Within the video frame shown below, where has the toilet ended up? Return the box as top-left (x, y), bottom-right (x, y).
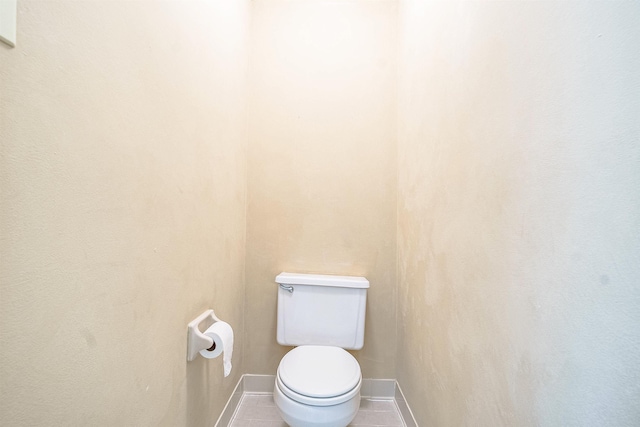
top-left (273, 272), bottom-right (369, 427)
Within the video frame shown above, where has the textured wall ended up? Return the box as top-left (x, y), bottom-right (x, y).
top-left (0, 1), bottom-right (249, 425)
top-left (246, 0), bottom-right (397, 378)
top-left (397, 1), bottom-right (640, 426)
top-left (4, 1), bottom-right (639, 426)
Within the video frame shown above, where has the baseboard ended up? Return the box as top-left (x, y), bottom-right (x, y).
top-left (243, 374), bottom-right (276, 393)
top-left (214, 375), bottom-right (417, 427)
top-left (394, 382), bottom-right (418, 427)
top-left (214, 375), bottom-right (275, 427)
top-left (360, 378), bottom-right (397, 398)
top-left (213, 376), bottom-right (245, 427)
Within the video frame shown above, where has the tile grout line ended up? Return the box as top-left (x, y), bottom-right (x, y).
top-left (228, 393), bottom-right (407, 427)
top-left (223, 376), bottom-right (412, 427)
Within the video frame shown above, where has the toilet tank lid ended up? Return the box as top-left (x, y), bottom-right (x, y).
top-left (276, 272), bottom-right (369, 289)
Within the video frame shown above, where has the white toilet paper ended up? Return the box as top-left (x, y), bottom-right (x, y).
top-left (199, 321), bottom-right (234, 377)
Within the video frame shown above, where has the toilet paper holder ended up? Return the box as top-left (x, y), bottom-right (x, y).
top-left (187, 309), bottom-right (222, 362)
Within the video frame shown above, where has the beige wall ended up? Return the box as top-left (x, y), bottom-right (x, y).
top-left (4, 0), bottom-right (640, 426)
top-left (397, 1), bottom-right (640, 426)
top-left (245, 0), bottom-right (397, 378)
top-left (0, 1), bottom-right (249, 425)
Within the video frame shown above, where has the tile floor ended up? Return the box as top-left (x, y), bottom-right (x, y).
top-left (228, 393), bottom-right (406, 427)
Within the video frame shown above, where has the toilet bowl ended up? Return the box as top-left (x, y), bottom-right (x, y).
top-left (273, 345), bottom-right (362, 427)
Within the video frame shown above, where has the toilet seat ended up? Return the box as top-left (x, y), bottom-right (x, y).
top-left (277, 345), bottom-right (362, 407)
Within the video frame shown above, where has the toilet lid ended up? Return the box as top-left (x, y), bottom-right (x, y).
top-left (278, 346), bottom-right (361, 398)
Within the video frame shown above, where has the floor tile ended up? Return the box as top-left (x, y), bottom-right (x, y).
top-left (228, 394), bottom-right (406, 427)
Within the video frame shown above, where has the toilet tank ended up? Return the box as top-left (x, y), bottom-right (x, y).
top-left (276, 272), bottom-right (369, 350)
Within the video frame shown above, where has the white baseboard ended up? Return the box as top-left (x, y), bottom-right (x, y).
top-left (213, 377), bottom-right (245, 427)
top-left (394, 382), bottom-right (419, 427)
top-left (214, 375), bottom-right (417, 426)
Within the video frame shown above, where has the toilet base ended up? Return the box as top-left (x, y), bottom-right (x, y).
top-left (273, 382), bottom-right (361, 427)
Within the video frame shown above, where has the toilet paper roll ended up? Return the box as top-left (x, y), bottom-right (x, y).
top-left (199, 321), bottom-right (234, 377)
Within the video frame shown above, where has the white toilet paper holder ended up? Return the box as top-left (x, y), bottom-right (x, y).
top-left (187, 309), bottom-right (222, 362)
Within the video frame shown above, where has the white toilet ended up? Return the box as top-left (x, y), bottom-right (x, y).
top-left (273, 272), bottom-right (369, 427)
